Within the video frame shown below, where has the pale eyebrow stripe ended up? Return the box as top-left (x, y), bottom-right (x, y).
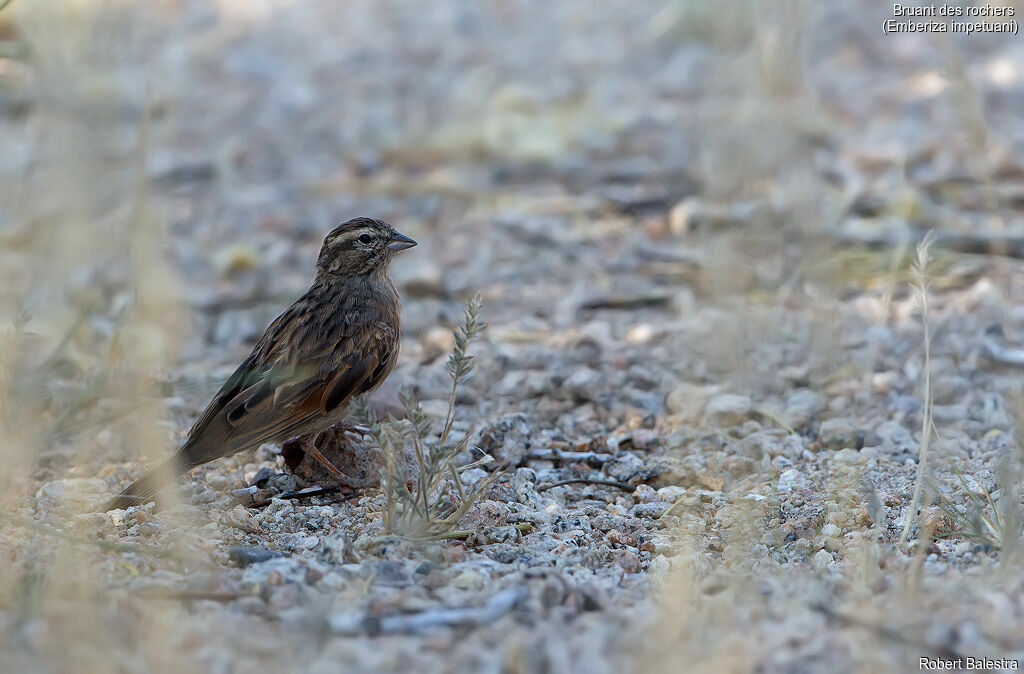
top-left (331, 228), bottom-right (374, 248)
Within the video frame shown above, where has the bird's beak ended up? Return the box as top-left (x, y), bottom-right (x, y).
top-left (387, 231), bottom-right (417, 251)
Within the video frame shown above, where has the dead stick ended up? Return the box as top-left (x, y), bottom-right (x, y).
top-left (537, 478), bottom-right (633, 492)
top-left (436, 523), bottom-right (534, 540)
top-left (248, 486), bottom-right (356, 508)
top-left (132, 589), bottom-right (252, 602)
top-left (527, 449), bottom-right (612, 465)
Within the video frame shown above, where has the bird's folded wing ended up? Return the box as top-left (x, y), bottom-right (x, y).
top-left (177, 319), bottom-right (396, 466)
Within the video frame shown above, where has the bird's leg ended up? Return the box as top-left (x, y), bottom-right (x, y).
top-left (305, 431), bottom-right (362, 489)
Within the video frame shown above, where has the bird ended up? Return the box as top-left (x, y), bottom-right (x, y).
top-left (105, 217), bottom-right (416, 510)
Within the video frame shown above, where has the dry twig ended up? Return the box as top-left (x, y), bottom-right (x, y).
top-left (537, 478), bottom-right (633, 492)
top-left (329, 586), bottom-right (527, 635)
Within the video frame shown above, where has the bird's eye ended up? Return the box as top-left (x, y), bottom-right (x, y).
top-left (358, 233), bottom-right (373, 244)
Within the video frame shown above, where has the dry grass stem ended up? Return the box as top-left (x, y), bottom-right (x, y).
top-left (354, 296), bottom-right (501, 545)
top-left (899, 231), bottom-right (935, 545)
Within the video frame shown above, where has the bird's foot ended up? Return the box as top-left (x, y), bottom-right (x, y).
top-left (305, 442), bottom-right (362, 489)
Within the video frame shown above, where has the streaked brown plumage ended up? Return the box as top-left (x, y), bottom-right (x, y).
top-left (105, 217), bottom-right (416, 510)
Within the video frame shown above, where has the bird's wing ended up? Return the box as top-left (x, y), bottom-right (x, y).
top-left (177, 314), bottom-right (397, 468)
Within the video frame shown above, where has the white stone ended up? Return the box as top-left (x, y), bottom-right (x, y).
top-left (812, 549), bottom-right (834, 570)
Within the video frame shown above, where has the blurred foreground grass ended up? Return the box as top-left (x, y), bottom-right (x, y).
top-left (1, 2), bottom-right (192, 672)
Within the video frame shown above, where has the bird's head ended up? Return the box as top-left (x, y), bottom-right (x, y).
top-left (316, 217), bottom-right (417, 277)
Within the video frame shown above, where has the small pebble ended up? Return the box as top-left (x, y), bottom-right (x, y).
top-left (812, 549), bottom-right (834, 570)
top-left (228, 547), bottom-right (282, 567)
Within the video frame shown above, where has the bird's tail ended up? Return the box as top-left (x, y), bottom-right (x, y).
top-left (103, 454), bottom-right (190, 511)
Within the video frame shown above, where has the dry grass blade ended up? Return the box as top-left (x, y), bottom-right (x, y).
top-left (930, 473), bottom-right (1000, 549)
top-left (930, 391), bottom-right (1024, 563)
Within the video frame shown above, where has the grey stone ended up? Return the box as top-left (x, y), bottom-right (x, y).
top-left (784, 389), bottom-right (826, 427)
top-left (665, 382), bottom-right (713, 422)
top-left (734, 431), bottom-right (805, 460)
top-left (606, 452), bottom-right (646, 482)
top-left (932, 375), bottom-right (970, 405)
top-left (932, 404), bottom-right (968, 423)
top-left (228, 547), bottom-right (283, 567)
top-left (704, 393), bottom-right (752, 426)
top-left (474, 413), bottom-right (533, 467)
top-left (875, 420), bottom-right (913, 452)
top-left (817, 418), bottom-right (876, 450)
top-left (561, 367), bottom-right (605, 402)
top-left (777, 468), bottom-right (809, 493)
top-left (631, 502), bottom-right (670, 518)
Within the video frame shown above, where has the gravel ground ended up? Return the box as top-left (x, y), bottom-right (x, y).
top-left (3, 1), bottom-right (1024, 672)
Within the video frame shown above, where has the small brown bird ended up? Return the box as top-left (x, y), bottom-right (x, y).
top-left (106, 217), bottom-right (416, 510)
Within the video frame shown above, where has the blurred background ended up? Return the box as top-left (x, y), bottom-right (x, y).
top-left (2, 1), bottom-right (1024, 672)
